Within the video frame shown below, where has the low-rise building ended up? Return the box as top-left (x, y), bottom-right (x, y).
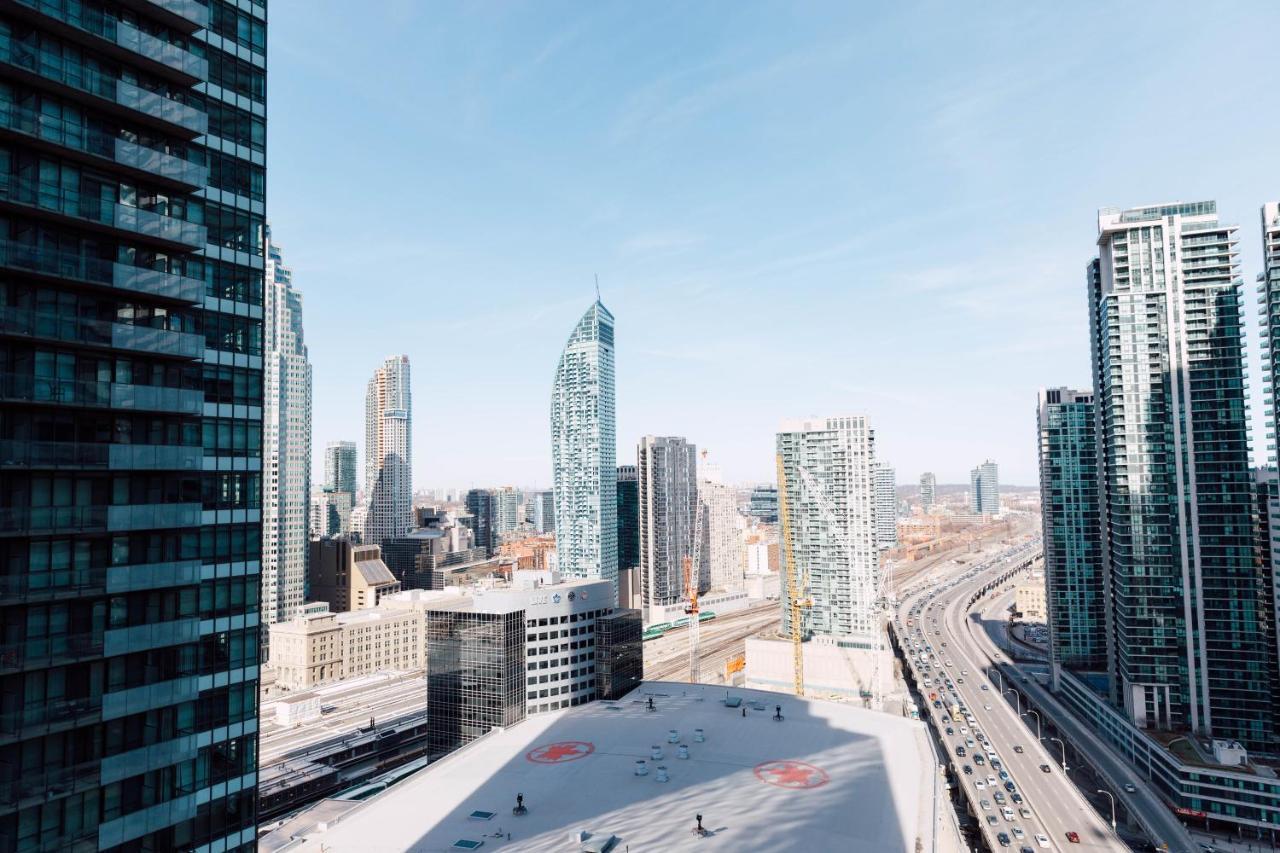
top-left (268, 604), bottom-right (345, 691)
top-left (1016, 578), bottom-right (1047, 620)
top-left (268, 602), bottom-right (424, 692)
top-left (309, 539), bottom-right (402, 612)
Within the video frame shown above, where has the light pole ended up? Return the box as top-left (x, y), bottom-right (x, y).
top-left (992, 667), bottom-right (1003, 693)
top-left (1050, 737), bottom-right (1068, 772)
top-left (1004, 688), bottom-right (1021, 716)
top-left (1097, 789), bottom-right (1116, 832)
top-left (1026, 709), bottom-right (1042, 741)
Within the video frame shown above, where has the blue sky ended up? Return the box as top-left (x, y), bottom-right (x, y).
top-left (267, 1), bottom-right (1279, 490)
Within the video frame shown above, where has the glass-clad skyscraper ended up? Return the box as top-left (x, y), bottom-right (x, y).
top-left (637, 435), bottom-right (697, 607)
top-left (364, 355), bottom-right (411, 548)
top-left (1036, 387), bottom-right (1106, 677)
top-left (0, 2), bottom-right (265, 848)
top-left (1091, 201), bottom-right (1272, 752)
top-left (550, 300), bottom-right (616, 600)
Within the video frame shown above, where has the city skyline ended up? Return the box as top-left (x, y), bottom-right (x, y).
top-left (269, 2), bottom-right (1280, 490)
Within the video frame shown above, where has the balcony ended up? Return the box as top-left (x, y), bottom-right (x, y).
top-left (0, 104), bottom-right (208, 188)
top-left (0, 176), bottom-right (207, 249)
top-left (0, 372), bottom-right (202, 414)
top-left (0, 306), bottom-right (204, 358)
top-left (11, 0), bottom-right (207, 82)
top-left (0, 38), bottom-right (205, 135)
top-left (0, 439), bottom-right (201, 471)
top-left (0, 757), bottom-right (102, 811)
top-left (0, 696), bottom-right (99, 740)
top-left (133, 0), bottom-right (210, 33)
top-left (0, 239), bottom-right (204, 303)
top-left (0, 632), bottom-right (103, 674)
top-left (0, 501), bottom-right (199, 535)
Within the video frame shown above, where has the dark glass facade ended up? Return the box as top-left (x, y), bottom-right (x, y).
top-left (0, 1), bottom-right (264, 848)
top-left (615, 464), bottom-right (637, 570)
top-left (1036, 387), bottom-right (1106, 673)
top-left (425, 608), bottom-right (524, 757)
top-left (595, 608), bottom-right (641, 700)
top-left (464, 487), bottom-right (495, 557)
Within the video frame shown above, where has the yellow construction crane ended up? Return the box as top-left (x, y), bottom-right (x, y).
top-left (683, 497), bottom-right (706, 684)
top-left (776, 453), bottom-right (811, 696)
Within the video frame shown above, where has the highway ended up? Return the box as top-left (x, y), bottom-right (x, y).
top-left (896, 538), bottom-right (1127, 853)
top-left (970, 588), bottom-right (1196, 852)
top-left (644, 601), bottom-right (780, 682)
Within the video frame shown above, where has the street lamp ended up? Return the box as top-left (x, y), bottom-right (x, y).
top-left (992, 667), bottom-right (1003, 693)
top-left (1050, 737), bottom-right (1068, 772)
top-left (1004, 688), bottom-right (1021, 716)
top-left (1097, 789), bottom-right (1116, 832)
top-left (1025, 708), bottom-right (1042, 741)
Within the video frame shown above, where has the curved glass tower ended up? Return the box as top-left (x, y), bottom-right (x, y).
top-left (551, 301), bottom-right (617, 601)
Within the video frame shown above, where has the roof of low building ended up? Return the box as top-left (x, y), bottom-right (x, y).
top-left (265, 681), bottom-right (936, 852)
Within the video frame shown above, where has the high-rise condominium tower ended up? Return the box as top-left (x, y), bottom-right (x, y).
top-left (465, 488), bottom-right (498, 556)
top-left (777, 417), bottom-right (879, 646)
top-left (365, 356), bottom-right (412, 547)
top-left (1256, 202), bottom-right (1280, 735)
top-left (699, 456), bottom-right (744, 590)
top-left (637, 436), bottom-right (698, 607)
top-left (1091, 201), bottom-right (1271, 751)
top-left (969, 460), bottom-right (999, 515)
top-left (873, 462), bottom-right (897, 550)
top-left (551, 300), bottom-right (617, 598)
top-left (263, 229), bottom-right (312, 627)
top-left (919, 472), bottom-right (936, 510)
top-left (326, 440), bottom-right (358, 495)
top-left (1036, 388), bottom-right (1106, 677)
top-left (0, 3), bottom-right (265, 848)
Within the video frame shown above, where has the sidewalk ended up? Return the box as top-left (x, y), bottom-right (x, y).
top-left (1189, 827), bottom-right (1280, 853)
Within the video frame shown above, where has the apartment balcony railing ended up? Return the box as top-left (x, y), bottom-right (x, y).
top-left (0, 757), bottom-right (101, 810)
top-left (0, 103), bottom-right (207, 188)
top-left (138, 0), bottom-right (210, 32)
top-left (0, 439), bottom-right (201, 471)
top-left (0, 371), bottom-right (203, 414)
top-left (0, 240), bottom-right (205, 303)
top-left (0, 176), bottom-right (206, 249)
top-left (0, 305), bottom-right (203, 357)
top-left (0, 502), bottom-right (201, 535)
top-left (0, 696), bottom-right (99, 739)
top-left (11, 0), bottom-right (207, 81)
top-left (0, 38), bottom-right (205, 135)
top-left (0, 632), bottom-right (104, 674)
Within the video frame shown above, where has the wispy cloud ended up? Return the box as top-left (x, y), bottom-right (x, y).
top-left (619, 230), bottom-right (704, 256)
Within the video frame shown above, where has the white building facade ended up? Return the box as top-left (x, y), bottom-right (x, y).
top-left (873, 462), bottom-right (897, 550)
top-left (262, 230), bottom-right (312, 627)
top-left (551, 301), bottom-right (617, 598)
top-left (699, 458), bottom-right (745, 590)
top-left (637, 435), bottom-right (698, 607)
top-left (776, 416), bottom-right (880, 648)
top-left (365, 356), bottom-right (412, 547)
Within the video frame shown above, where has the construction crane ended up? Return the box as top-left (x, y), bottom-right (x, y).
top-left (683, 498), bottom-right (706, 683)
top-left (776, 453), bottom-right (811, 696)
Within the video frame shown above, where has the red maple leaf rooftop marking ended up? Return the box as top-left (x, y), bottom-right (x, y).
top-left (754, 760), bottom-right (830, 789)
top-left (526, 740), bottom-right (595, 764)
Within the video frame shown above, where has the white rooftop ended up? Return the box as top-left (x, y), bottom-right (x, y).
top-left (267, 681), bottom-right (937, 852)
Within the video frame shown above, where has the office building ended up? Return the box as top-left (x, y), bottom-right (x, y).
top-left (311, 486), bottom-right (352, 539)
top-left (776, 417), bottom-right (880, 647)
top-left (1258, 202), bottom-right (1280, 730)
top-left (919, 472), bottom-right (936, 511)
top-left (1090, 201), bottom-right (1271, 751)
top-left (749, 484), bottom-right (779, 522)
top-left (1036, 387), bottom-right (1106, 675)
top-left (699, 457), bottom-right (744, 590)
top-left (616, 464), bottom-right (639, 571)
top-left (637, 435), bottom-right (698, 607)
top-left (0, 4), bottom-right (264, 849)
top-left (325, 440), bottom-right (358, 495)
top-left (307, 539), bottom-right (401, 613)
top-left (425, 573), bottom-right (619, 756)
top-left (464, 487), bottom-right (497, 556)
top-left (550, 300), bottom-right (617, 597)
top-left (492, 485), bottom-right (521, 539)
top-left (595, 609), bottom-right (643, 699)
top-left (528, 489), bottom-right (555, 533)
top-left (364, 355), bottom-right (412, 547)
top-left (267, 602), bottom-right (425, 693)
top-left (873, 462), bottom-right (897, 550)
top-left (969, 460), bottom-right (999, 515)
top-left (263, 229), bottom-right (312, 628)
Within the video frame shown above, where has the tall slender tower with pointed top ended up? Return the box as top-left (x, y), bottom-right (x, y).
top-left (551, 300), bottom-right (617, 601)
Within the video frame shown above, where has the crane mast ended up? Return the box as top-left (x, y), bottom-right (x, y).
top-left (776, 453), bottom-right (809, 696)
top-left (684, 497), bottom-right (705, 683)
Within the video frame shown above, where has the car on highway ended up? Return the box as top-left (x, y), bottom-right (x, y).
top-left (986, 815), bottom-right (999, 827)
top-left (1035, 833), bottom-right (1050, 848)
top-left (1039, 764), bottom-right (1051, 773)
top-left (956, 746), bottom-right (966, 757)
top-left (966, 738), bottom-right (975, 748)
top-left (1124, 782), bottom-right (1136, 793)
top-left (998, 770), bottom-right (1008, 780)
top-left (1011, 792), bottom-right (1023, 804)
top-left (984, 704), bottom-right (992, 710)
top-left (1013, 744), bottom-right (1024, 754)
top-left (945, 727), bottom-right (953, 735)
top-left (996, 832), bottom-right (1011, 848)
top-left (962, 765), bottom-right (972, 775)
top-left (957, 677), bottom-right (964, 683)
top-left (975, 780), bottom-right (986, 789)
top-left (985, 775), bottom-right (996, 786)
top-left (980, 799), bottom-right (991, 810)
top-left (1011, 826), bottom-right (1025, 841)
top-left (1004, 781), bottom-right (1016, 793)
top-left (974, 754), bottom-right (985, 765)
top-left (1019, 847), bottom-right (1034, 853)
top-left (1018, 807), bottom-right (1032, 819)
top-left (981, 684), bottom-right (989, 691)
top-left (993, 792), bottom-right (1005, 806)
top-left (1065, 831), bottom-right (1080, 843)
top-left (1002, 808), bottom-right (1014, 822)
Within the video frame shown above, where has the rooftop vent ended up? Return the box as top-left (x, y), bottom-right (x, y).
top-left (654, 765), bottom-right (669, 783)
top-left (634, 760), bottom-right (648, 776)
top-left (667, 729), bottom-right (679, 743)
top-left (694, 728), bottom-right (705, 743)
top-left (677, 744), bottom-right (689, 760)
top-left (650, 745), bottom-right (663, 760)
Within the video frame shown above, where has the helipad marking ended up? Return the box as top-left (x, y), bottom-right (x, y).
top-left (526, 740), bottom-right (596, 764)
top-left (753, 759), bottom-right (830, 789)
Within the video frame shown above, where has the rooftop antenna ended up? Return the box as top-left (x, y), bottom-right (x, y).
top-left (594, 273), bottom-right (601, 302)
